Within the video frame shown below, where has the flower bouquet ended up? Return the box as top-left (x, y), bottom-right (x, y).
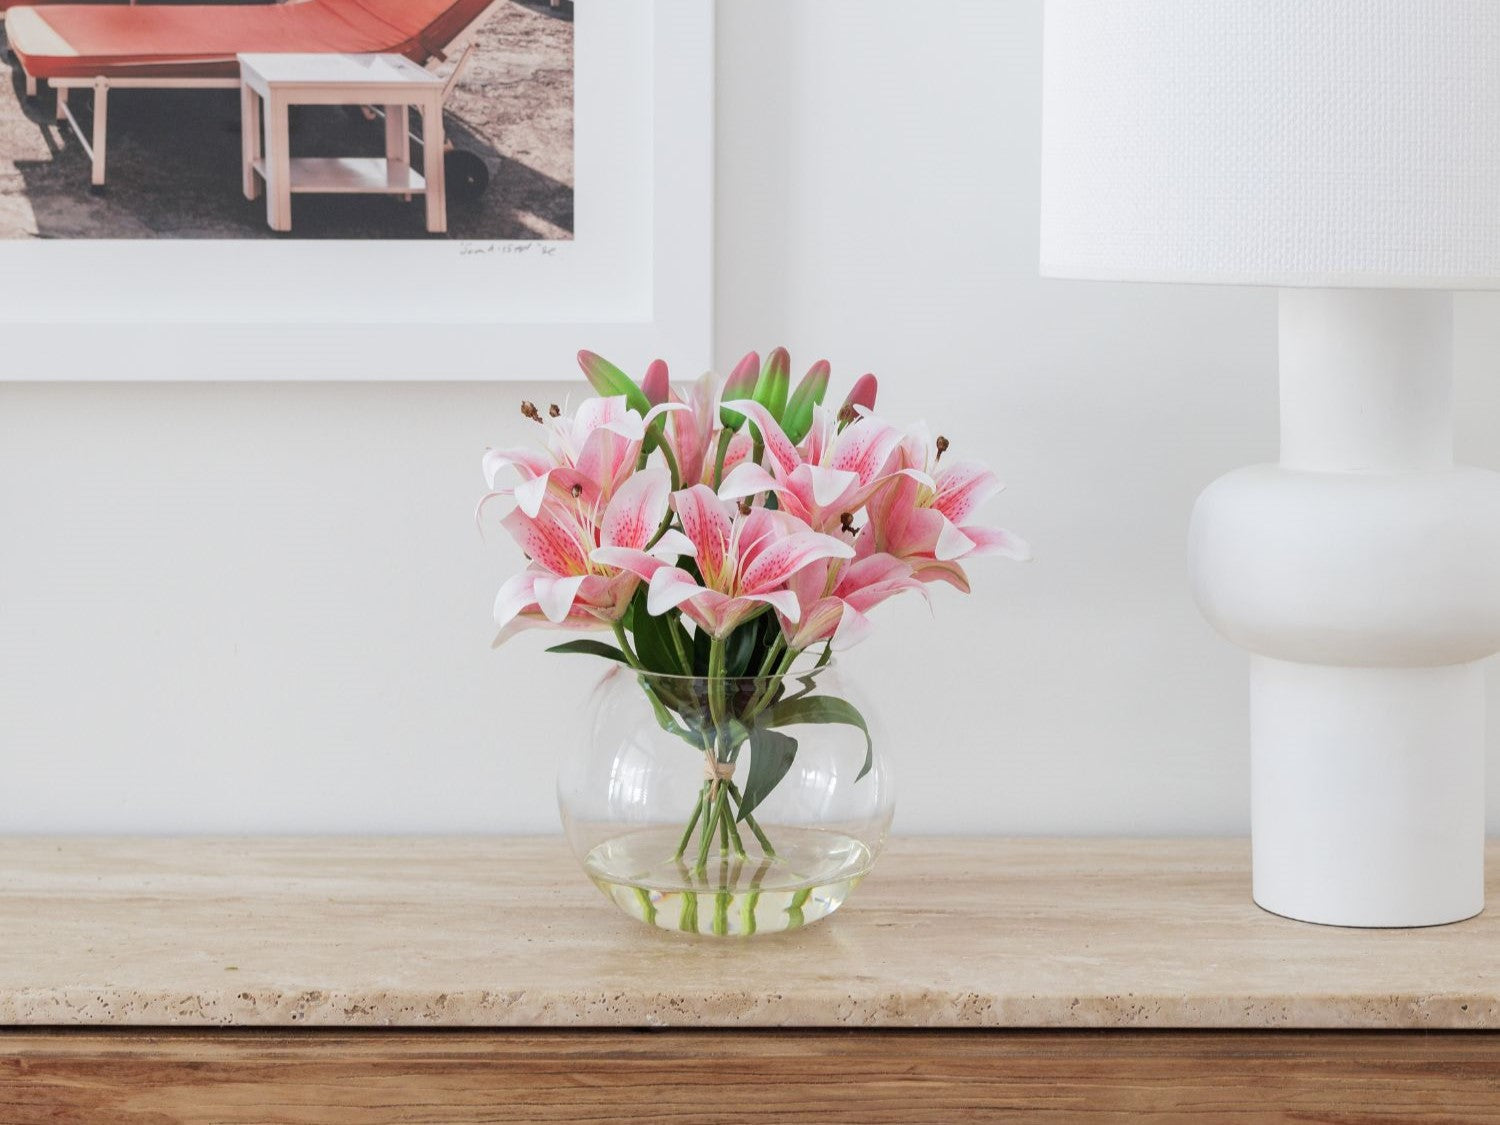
top-left (482, 349), bottom-right (1027, 934)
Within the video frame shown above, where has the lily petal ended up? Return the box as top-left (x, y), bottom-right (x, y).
top-left (650, 528), bottom-right (697, 559)
top-left (483, 446), bottom-right (551, 488)
top-left (934, 460), bottom-right (1003, 524)
top-left (961, 524), bottom-right (1033, 562)
top-left (671, 485), bottom-right (734, 586)
top-left (493, 570), bottom-right (541, 630)
top-left (829, 417), bottom-right (904, 484)
top-left (934, 517), bottom-right (979, 562)
top-left (830, 604), bottom-right (874, 650)
top-left (717, 461), bottom-right (783, 502)
top-left (500, 506), bottom-right (591, 577)
top-left (719, 399), bottom-right (803, 477)
top-left (646, 566), bottom-right (710, 616)
top-left (535, 573), bottom-right (588, 623)
top-left (642, 401), bottom-right (690, 427)
top-left (802, 464), bottom-right (859, 509)
top-left (590, 546), bottom-right (676, 583)
top-left (739, 529), bottom-right (854, 594)
top-left (600, 467), bottom-right (671, 551)
top-left (740, 588), bottom-right (802, 623)
top-left (782, 595), bottom-right (845, 649)
top-left (897, 466), bottom-right (939, 492)
top-left (513, 473), bottom-right (552, 519)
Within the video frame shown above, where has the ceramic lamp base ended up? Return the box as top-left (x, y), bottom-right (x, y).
top-left (1250, 657), bottom-right (1485, 927)
top-left (1191, 288), bottom-right (1500, 927)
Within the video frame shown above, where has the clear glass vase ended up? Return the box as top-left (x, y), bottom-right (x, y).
top-left (558, 661), bottom-right (893, 937)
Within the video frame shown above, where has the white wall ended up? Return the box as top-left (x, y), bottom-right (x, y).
top-left (2, 0), bottom-right (1498, 834)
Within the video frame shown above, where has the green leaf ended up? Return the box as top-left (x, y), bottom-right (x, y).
top-left (737, 727), bottom-right (798, 822)
top-left (723, 619), bottom-right (760, 678)
top-left (768, 694), bottom-right (875, 781)
top-left (691, 622), bottom-right (713, 675)
top-left (640, 679), bottom-right (701, 747)
top-left (628, 588), bottom-right (687, 675)
top-left (544, 639), bottom-right (630, 664)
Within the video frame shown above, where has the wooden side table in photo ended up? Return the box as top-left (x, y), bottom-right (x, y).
top-left (238, 53), bottom-right (448, 235)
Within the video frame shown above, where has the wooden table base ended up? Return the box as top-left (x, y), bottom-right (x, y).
top-left (4, 1029), bottom-right (1499, 1123)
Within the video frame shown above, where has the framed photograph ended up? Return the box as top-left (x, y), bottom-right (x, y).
top-left (0, 0), bottom-right (712, 380)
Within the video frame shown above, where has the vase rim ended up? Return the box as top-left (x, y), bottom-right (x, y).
top-left (617, 658), bottom-right (838, 684)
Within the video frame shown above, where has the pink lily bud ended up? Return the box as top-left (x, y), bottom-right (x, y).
top-left (842, 373), bottom-right (878, 416)
top-left (720, 351), bottom-right (761, 429)
top-left (641, 359), bottom-right (670, 406)
top-left (724, 351), bottom-right (760, 399)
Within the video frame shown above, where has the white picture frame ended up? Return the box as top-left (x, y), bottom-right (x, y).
top-left (0, 0), bottom-right (713, 381)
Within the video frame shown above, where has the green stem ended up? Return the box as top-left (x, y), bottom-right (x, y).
top-left (611, 621), bottom-right (641, 668)
top-left (722, 790), bottom-right (748, 859)
top-left (673, 786), bottom-right (707, 860)
top-left (711, 428), bottom-right (734, 489)
top-left (668, 622), bottom-right (693, 676)
top-left (707, 637), bottom-right (727, 729)
top-left (743, 644), bottom-right (799, 724)
top-left (633, 886), bottom-right (657, 927)
top-left (680, 890), bottom-right (699, 933)
top-left (727, 781), bottom-right (777, 858)
top-left (753, 637), bottom-right (786, 682)
top-left (713, 890), bottom-right (730, 936)
top-left (658, 437), bottom-right (682, 492)
top-left (787, 887), bottom-right (811, 929)
top-left (694, 786), bottom-right (719, 873)
top-left (642, 444), bottom-right (684, 554)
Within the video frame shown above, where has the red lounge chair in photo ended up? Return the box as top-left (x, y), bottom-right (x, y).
top-left (5, 0), bottom-right (502, 186)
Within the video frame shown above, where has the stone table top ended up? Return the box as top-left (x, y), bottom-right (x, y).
top-left (0, 837), bottom-right (1495, 1029)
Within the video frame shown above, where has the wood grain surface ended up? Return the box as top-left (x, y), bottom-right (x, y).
top-left (3, 1029), bottom-right (1499, 1123)
top-left (3, 836), bottom-right (1500, 1029)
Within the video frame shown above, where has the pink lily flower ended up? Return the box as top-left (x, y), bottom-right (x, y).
top-left (660, 368), bottom-right (755, 488)
top-left (482, 395), bottom-right (682, 521)
top-left (611, 484), bottom-right (854, 638)
top-left (715, 400), bottom-right (905, 534)
top-left (493, 467), bottom-right (692, 644)
top-left (857, 426), bottom-right (1030, 590)
top-left (779, 553), bottom-right (926, 651)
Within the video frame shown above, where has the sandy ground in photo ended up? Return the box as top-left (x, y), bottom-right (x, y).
top-left (0, 0), bottom-right (573, 239)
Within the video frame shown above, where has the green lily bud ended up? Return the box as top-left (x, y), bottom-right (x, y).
top-left (782, 359), bottom-right (831, 444)
top-left (577, 350), bottom-right (652, 417)
top-left (752, 346), bottom-right (791, 421)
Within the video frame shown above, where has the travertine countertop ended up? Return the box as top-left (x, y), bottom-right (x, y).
top-left (0, 837), bottom-right (1495, 1029)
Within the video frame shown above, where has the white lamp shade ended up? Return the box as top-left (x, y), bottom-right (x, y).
top-left (1039, 0), bottom-right (1500, 288)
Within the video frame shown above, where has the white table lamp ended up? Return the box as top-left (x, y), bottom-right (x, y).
top-left (1041, 0), bottom-right (1500, 926)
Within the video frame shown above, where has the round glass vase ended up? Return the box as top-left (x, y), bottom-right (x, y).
top-left (559, 661), bottom-right (893, 937)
